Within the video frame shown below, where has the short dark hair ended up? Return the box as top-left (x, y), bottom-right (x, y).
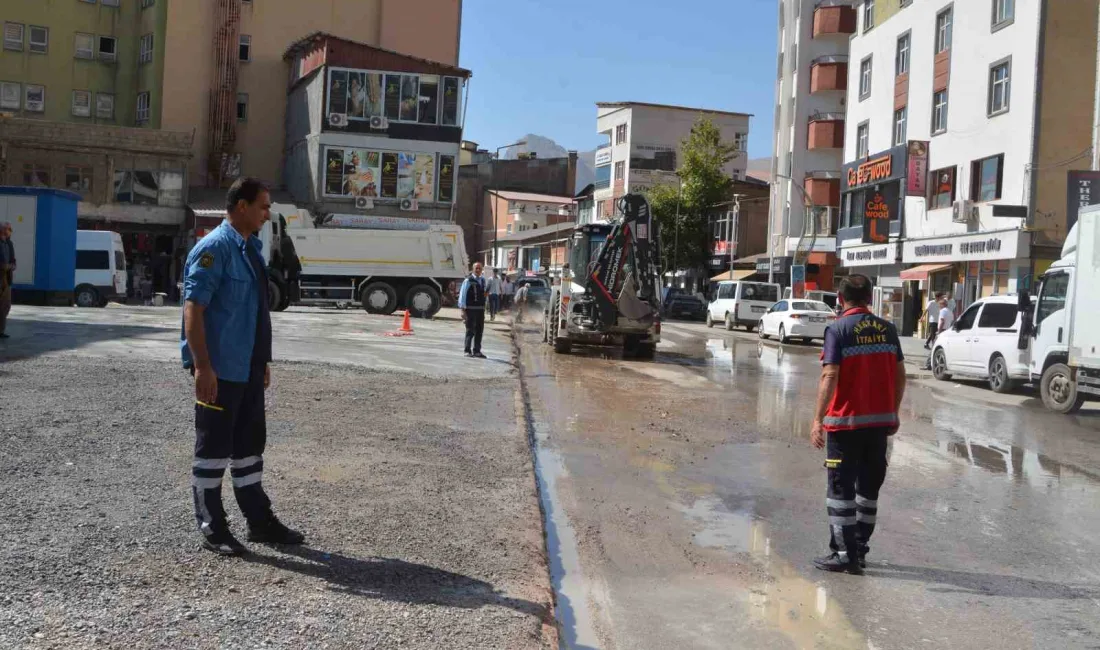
top-left (226, 177), bottom-right (269, 213)
top-left (838, 274), bottom-right (873, 306)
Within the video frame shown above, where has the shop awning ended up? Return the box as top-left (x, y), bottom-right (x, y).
top-left (900, 263), bottom-right (953, 281)
top-left (710, 268), bottom-right (757, 282)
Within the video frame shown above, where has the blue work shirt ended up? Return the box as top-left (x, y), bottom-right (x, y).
top-left (180, 220), bottom-right (272, 383)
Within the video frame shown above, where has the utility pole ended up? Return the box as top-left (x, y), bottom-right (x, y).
top-left (729, 194), bottom-right (742, 277)
top-left (672, 175), bottom-right (682, 287)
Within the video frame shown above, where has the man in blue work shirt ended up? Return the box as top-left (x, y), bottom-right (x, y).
top-left (181, 177), bottom-right (303, 556)
top-left (457, 261), bottom-right (487, 358)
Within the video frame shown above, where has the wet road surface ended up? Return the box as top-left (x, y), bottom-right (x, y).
top-left (519, 318), bottom-right (1100, 650)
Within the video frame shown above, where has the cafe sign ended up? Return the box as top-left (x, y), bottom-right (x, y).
top-left (841, 143), bottom-right (907, 192)
top-left (861, 182), bottom-right (898, 244)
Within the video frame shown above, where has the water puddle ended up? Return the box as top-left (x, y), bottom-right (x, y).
top-left (938, 435), bottom-right (1100, 487)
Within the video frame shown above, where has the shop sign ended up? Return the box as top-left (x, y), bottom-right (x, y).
top-left (841, 242), bottom-right (898, 267)
top-left (862, 182), bottom-right (898, 244)
top-left (755, 256), bottom-right (792, 274)
top-left (791, 265), bottom-right (806, 298)
top-left (906, 141), bottom-right (929, 197)
top-left (595, 149), bottom-right (613, 166)
top-left (902, 229), bottom-right (1029, 263)
top-left (842, 143), bottom-right (907, 192)
top-left (1067, 170), bottom-right (1100, 232)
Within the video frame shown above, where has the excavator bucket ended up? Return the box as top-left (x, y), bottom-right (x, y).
top-left (585, 194), bottom-right (661, 329)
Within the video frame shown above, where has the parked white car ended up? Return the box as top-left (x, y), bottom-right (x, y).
top-left (758, 299), bottom-right (836, 344)
top-left (930, 295), bottom-right (1030, 393)
top-left (782, 288), bottom-right (839, 312)
top-left (706, 280), bottom-right (781, 331)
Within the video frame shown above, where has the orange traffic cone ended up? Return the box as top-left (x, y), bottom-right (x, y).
top-left (398, 309), bottom-right (414, 333)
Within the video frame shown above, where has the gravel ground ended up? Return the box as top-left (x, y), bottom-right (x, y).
top-left (0, 356), bottom-right (554, 650)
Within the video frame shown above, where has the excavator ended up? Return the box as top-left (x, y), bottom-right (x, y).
top-left (543, 193), bottom-right (662, 358)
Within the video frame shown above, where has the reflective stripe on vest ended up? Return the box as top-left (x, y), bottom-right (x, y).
top-left (822, 412), bottom-right (899, 428)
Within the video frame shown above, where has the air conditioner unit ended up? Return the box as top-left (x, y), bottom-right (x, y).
top-left (952, 199), bottom-right (977, 224)
top-left (369, 115), bottom-right (389, 130)
top-left (328, 113), bottom-right (347, 127)
top-left (354, 196), bottom-right (374, 210)
top-left (399, 198), bottom-right (418, 211)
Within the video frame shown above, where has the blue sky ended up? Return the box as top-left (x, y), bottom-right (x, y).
top-left (459, 0), bottom-right (779, 159)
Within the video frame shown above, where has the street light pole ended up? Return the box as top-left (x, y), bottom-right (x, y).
top-left (672, 176), bottom-right (682, 288)
top-left (770, 174), bottom-right (816, 285)
top-left (495, 140), bottom-right (528, 159)
top-left (729, 194), bottom-right (742, 278)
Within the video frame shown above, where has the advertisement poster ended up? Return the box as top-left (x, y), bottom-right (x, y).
top-left (442, 77), bottom-right (459, 126)
top-left (906, 140), bottom-right (929, 197)
top-left (791, 265), bottom-right (806, 299)
top-left (324, 148), bottom-right (345, 196)
top-left (438, 155), bottom-right (455, 203)
top-left (384, 75), bottom-right (401, 121)
top-left (328, 69), bottom-right (348, 116)
top-left (1066, 170), bottom-right (1100, 232)
top-left (366, 73), bottom-right (384, 118)
top-left (347, 72), bottom-right (367, 119)
top-left (380, 153), bottom-right (399, 198)
top-left (400, 75), bottom-right (419, 122)
top-left (418, 75), bottom-right (439, 125)
top-left (862, 183), bottom-right (896, 244)
top-left (413, 154), bottom-right (435, 201)
top-left (344, 149), bottom-right (381, 197)
top-left (397, 153), bottom-right (417, 198)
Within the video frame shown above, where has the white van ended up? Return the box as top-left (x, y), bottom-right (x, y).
top-left (74, 230), bottom-right (127, 308)
top-left (930, 295), bottom-right (1030, 393)
top-left (706, 280), bottom-right (781, 331)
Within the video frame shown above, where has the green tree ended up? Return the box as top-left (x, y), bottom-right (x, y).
top-left (644, 117), bottom-right (738, 279)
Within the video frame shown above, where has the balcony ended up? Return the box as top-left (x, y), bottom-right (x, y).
top-left (810, 56), bottom-right (848, 93)
top-left (804, 177), bottom-right (841, 208)
top-left (813, 2), bottom-right (857, 38)
top-left (807, 113), bottom-right (845, 150)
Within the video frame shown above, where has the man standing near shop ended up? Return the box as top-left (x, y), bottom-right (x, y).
top-left (0, 222), bottom-right (15, 339)
top-left (810, 274), bottom-right (906, 574)
top-left (458, 262), bottom-right (487, 358)
top-left (181, 177), bottom-right (304, 556)
top-left (486, 268), bottom-right (502, 321)
top-left (924, 292), bottom-right (943, 349)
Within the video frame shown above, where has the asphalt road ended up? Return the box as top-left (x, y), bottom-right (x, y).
top-left (519, 317), bottom-right (1100, 650)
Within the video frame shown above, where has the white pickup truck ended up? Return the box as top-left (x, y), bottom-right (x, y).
top-left (260, 203), bottom-right (468, 318)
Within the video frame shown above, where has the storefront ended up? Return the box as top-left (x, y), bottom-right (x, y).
top-left (838, 143), bottom-right (908, 249)
top-left (836, 240), bottom-right (907, 326)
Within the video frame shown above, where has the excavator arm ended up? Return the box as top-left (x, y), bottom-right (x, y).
top-left (584, 194), bottom-right (661, 329)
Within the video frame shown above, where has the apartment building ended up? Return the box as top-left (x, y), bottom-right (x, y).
top-left (592, 102), bottom-right (751, 221)
top-left (839, 0), bottom-right (1098, 333)
top-left (769, 0), bottom-right (859, 291)
top-left (480, 190), bottom-right (576, 275)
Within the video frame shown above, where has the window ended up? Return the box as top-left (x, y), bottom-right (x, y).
top-left (506, 223), bottom-right (513, 235)
top-left (936, 8), bottom-right (953, 53)
top-left (441, 76), bottom-right (461, 126)
top-left (894, 107), bottom-right (907, 145)
top-left (992, 0), bottom-right (1014, 27)
top-left (22, 164), bottom-right (50, 187)
top-left (955, 304), bottom-right (980, 331)
top-left (417, 75), bottom-right (439, 125)
top-left (237, 93), bottom-right (248, 121)
top-left (773, 301), bottom-right (789, 312)
top-left (398, 74), bottom-right (418, 121)
top-left (72, 90), bottom-right (91, 117)
top-left (75, 33), bottom-right (94, 59)
top-left (95, 92), bottom-right (114, 119)
top-left (28, 26), bottom-right (48, 54)
top-left (734, 132), bottom-right (748, 152)
top-left (989, 60), bottom-right (1010, 115)
top-left (614, 161), bottom-right (625, 180)
top-left (238, 34), bottom-right (250, 62)
top-left (0, 82), bottom-right (20, 110)
top-left (932, 89), bottom-right (948, 134)
top-left (615, 123), bottom-right (628, 145)
top-left (718, 283), bottom-right (734, 300)
top-left (859, 56), bottom-right (872, 99)
top-left (970, 154), bottom-right (1004, 202)
top-left (139, 34), bottom-right (154, 64)
top-left (896, 33), bottom-right (910, 76)
top-left (929, 166), bottom-right (956, 209)
top-left (98, 36), bottom-right (117, 62)
top-left (76, 250), bottom-right (110, 271)
top-left (24, 84), bottom-right (44, 112)
top-left (4, 23), bottom-right (24, 51)
top-left (864, 0), bottom-right (875, 31)
top-left (978, 303), bottom-right (1018, 329)
top-left (1036, 272), bottom-right (1069, 326)
top-left (856, 121), bottom-right (869, 159)
top-left (136, 92), bottom-right (150, 124)
top-left (65, 166), bottom-right (92, 193)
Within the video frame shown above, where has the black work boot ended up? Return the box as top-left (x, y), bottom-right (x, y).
top-left (247, 517), bottom-right (305, 545)
top-left (858, 545), bottom-right (869, 569)
top-left (201, 530), bottom-right (249, 556)
top-left (813, 552), bottom-right (863, 575)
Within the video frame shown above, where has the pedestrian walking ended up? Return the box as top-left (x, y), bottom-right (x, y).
top-left (0, 222), bottom-right (15, 339)
top-left (503, 276), bottom-right (515, 309)
top-left (487, 268), bottom-right (502, 321)
top-left (181, 177), bottom-right (304, 556)
top-left (810, 274), bottom-right (906, 574)
top-left (513, 283), bottom-right (529, 324)
top-left (923, 292), bottom-right (943, 349)
top-left (923, 296), bottom-right (955, 370)
top-left (458, 262), bottom-right (487, 358)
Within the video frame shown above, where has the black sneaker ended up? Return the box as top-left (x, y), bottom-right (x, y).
top-left (858, 547), bottom-right (869, 569)
top-left (473, 352), bottom-right (487, 359)
top-left (464, 351), bottom-right (473, 358)
top-left (201, 530), bottom-right (249, 556)
top-left (247, 517), bottom-right (305, 545)
top-left (813, 552), bottom-right (863, 575)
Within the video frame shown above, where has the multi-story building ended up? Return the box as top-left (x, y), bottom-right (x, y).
top-left (706, 177), bottom-right (772, 281)
top-left (769, 0), bottom-right (858, 291)
top-left (839, 0), bottom-right (1098, 334)
top-left (592, 102), bottom-right (751, 221)
top-left (479, 190), bottom-right (576, 275)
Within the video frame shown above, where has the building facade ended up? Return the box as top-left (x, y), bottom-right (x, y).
top-left (706, 178), bottom-right (773, 281)
top-left (769, 0), bottom-right (858, 291)
top-left (593, 102), bottom-right (751, 221)
top-left (479, 190), bottom-right (575, 274)
top-left (840, 0), bottom-right (1099, 334)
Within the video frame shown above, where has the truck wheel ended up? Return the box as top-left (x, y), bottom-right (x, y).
top-left (268, 277), bottom-right (289, 312)
top-left (75, 285), bottom-right (101, 308)
top-left (1041, 363), bottom-right (1085, 414)
top-left (637, 343), bottom-right (657, 360)
top-left (988, 354), bottom-right (1017, 394)
top-left (405, 284), bottom-right (441, 318)
top-left (361, 282), bottom-right (397, 315)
